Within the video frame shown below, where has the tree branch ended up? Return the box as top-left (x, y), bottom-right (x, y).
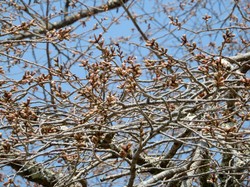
top-left (4, 152), bottom-right (87, 187)
top-left (137, 164), bottom-right (189, 187)
top-left (10, 0), bottom-right (130, 40)
top-left (160, 129), bottom-right (192, 168)
top-left (226, 52), bottom-right (250, 73)
top-left (8, 159), bottom-right (59, 187)
top-left (180, 140), bottom-right (212, 187)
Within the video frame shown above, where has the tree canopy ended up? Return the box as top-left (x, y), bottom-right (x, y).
top-left (0, 0), bottom-right (250, 186)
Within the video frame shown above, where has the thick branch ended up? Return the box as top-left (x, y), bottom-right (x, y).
top-left (137, 164), bottom-right (189, 187)
top-left (105, 143), bottom-right (163, 174)
top-left (226, 52), bottom-right (250, 73)
top-left (229, 52), bottom-right (250, 63)
top-left (10, 0), bottom-right (130, 40)
top-left (180, 140), bottom-right (212, 187)
top-left (160, 129), bottom-right (192, 168)
top-left (4, 153), bottom-right (87, 187)
top-left (8, 160), bottom-right (59, 187)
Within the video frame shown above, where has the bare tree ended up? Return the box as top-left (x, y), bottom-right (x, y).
top-left (0, 0), bottom-right (250, 186)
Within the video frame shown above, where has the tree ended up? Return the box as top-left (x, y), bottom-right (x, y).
top-left (0, 0), bottom-right (250, 186)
